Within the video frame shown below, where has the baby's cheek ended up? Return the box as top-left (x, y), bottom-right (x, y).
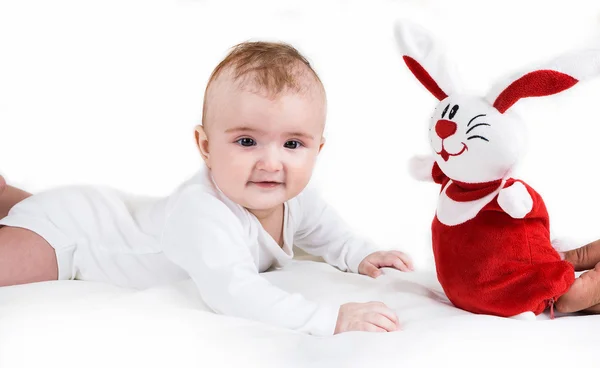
top-left (218, 150), bottom-right (251, 171)
top-left (212, 154), bottom-right (250, 184)
top-left (286, 157), bottom-right (317, 188)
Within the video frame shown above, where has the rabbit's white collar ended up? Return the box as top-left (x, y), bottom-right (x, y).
top-left (445, 179), bottom-right (504, 202)
top-left (436, 179), bottom-right (507, 226)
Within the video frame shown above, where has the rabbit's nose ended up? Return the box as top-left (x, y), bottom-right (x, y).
top-left (435, 119), bottom-right (457, 139)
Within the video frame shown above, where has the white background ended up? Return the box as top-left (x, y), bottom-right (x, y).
top-left (2, 0), bottom-right (600, 268)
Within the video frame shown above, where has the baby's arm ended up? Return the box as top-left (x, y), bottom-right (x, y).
top-left (161, 187), bottom-right (342, 336)
top-left (292, 188), bottom-right (388, 274)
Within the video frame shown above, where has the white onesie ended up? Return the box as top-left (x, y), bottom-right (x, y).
top-left (0, 167), bottom-right (380, 336)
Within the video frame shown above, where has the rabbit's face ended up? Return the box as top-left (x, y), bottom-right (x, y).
top-left (429, 94), bottom-right (526, 183)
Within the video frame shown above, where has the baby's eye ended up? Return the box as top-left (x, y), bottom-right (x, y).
top-left (284, 140), bottom-right (302, 149)
top-left (236, 138), bottom-right (256, 147)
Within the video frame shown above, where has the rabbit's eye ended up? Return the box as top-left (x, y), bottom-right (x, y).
top-left (449, 105), bottom-right (459, 119)
top-left (441, 104), bottom-right (450, 118)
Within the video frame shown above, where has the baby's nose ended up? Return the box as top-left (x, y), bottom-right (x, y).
top-left (259, 160), bottom-right (282, 172)
top-left (435, 119), bottom-right (457, 139)
top-left (258, 151), bottom-right (283, 172)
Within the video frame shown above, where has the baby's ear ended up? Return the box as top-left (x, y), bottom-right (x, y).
top-left (318, 137), bottom-right (326, 154)
top-left (195, 125), bottom-right (211, 166)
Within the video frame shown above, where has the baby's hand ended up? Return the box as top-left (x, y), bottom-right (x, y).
top-left (334, 302), bottom-right (399, 334)
top-left (358, 251), bottom-right (414, 278)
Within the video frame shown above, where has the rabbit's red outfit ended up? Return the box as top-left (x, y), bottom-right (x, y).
top-left (431, 163), bottom-right (575, 316)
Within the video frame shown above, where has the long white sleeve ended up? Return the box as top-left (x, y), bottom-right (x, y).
top-left (160, 186), bottom-right (339, 336)
top-left (293, 188), bottom-right (382, 274)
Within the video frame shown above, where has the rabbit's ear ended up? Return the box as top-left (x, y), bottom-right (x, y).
top-left (394, 19), bottom-right (458, 100)
top-left (486, 49), bottom-right (600, 114)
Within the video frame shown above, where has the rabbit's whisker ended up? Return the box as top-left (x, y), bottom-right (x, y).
top-left (467, 135), bottom-right (489, 142)
top-left (467, 114), bottom-right (487, 127)
top-left (466, 123), bottom-right (490, 134)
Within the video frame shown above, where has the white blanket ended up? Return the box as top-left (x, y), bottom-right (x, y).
top-left (1, 260), bottom-right (597, 368)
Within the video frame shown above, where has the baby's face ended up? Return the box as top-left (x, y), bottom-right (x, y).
top-left (200, 83), bottom-right (325, 212)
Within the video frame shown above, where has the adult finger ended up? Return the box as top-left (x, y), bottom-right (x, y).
top-left (563, 240), bottom-right (600, 271)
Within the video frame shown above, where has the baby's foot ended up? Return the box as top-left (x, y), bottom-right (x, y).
top-left (556, 262), bottom-right (600, 313)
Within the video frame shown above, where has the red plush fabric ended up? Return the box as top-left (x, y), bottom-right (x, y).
top-left (493, 70), bottom-right (578, 113)
top-left (431, 177), bottom-right (575, 317)
top-left (446, 179), bottom-right (504, 202)
top-left (431, 161), bottom-right (447, 185)
top-left (403, 56), bottom-right (448, 101)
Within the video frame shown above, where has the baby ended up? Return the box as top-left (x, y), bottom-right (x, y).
top-left (0, 41), bottom-right (414, 336)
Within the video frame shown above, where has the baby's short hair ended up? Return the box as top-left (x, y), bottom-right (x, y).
top-left (202, 41), bottom-right (324, 125)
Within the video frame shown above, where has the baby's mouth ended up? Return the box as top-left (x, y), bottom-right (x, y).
top-left (249, 181), bottom-right (284, 189)
top-left (437, 143), bottom-right (468, 161)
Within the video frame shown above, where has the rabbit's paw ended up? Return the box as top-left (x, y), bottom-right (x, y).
top-left (497, 181), bottom-right (533, 219)
top-left (408, 155), bottom-right (436, 182)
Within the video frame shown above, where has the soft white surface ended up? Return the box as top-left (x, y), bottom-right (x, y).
top-left (2, 0), bottom-right (600, 367)
top-left (1, 261), bottom-right (598, 367)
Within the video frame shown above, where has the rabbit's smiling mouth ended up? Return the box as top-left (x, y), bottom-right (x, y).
top-left (437, 143), bottom-right (468, 161)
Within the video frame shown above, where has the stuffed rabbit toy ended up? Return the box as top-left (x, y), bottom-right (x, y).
top-left (394, 20), bottom-right (600, 319)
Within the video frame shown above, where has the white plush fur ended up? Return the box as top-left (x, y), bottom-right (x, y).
top-left (436, 179), bottom-right (505, 226)
top-left (427, 95), bottom-right (527, 183)
top-left (510, 311), bottom-right (537, 321)
top-left (394, 19), bottom-right (600, 185)
top-left (497, 181), bottom-right (534, 219)
top-left (393, 19), bottom-right (462, 97)
top-left (407, 155), bottom-right (436, 182)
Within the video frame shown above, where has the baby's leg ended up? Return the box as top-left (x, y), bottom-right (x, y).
top-left (0, 176), bottom-right (32, 219)
top-left (555, 262), bottom-right (600, 313)
top-left (0, 226), bottom-right (58, 287)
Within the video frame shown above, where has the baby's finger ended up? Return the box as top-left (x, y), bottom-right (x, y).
top-left (362, 323), bottom-right (387, 333)
top-left (361, 262), bottom-right (381, 278)
top-left (392, 258), bottom-right (411, 272)
top-left (367, 312), bottom-right (398, 332)
top-left (391, 251), bottom-right (414, 271)
top-left (378, 253), bottom-right (410, 272)
top-left (368, 302), bottom-right (399, 325)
